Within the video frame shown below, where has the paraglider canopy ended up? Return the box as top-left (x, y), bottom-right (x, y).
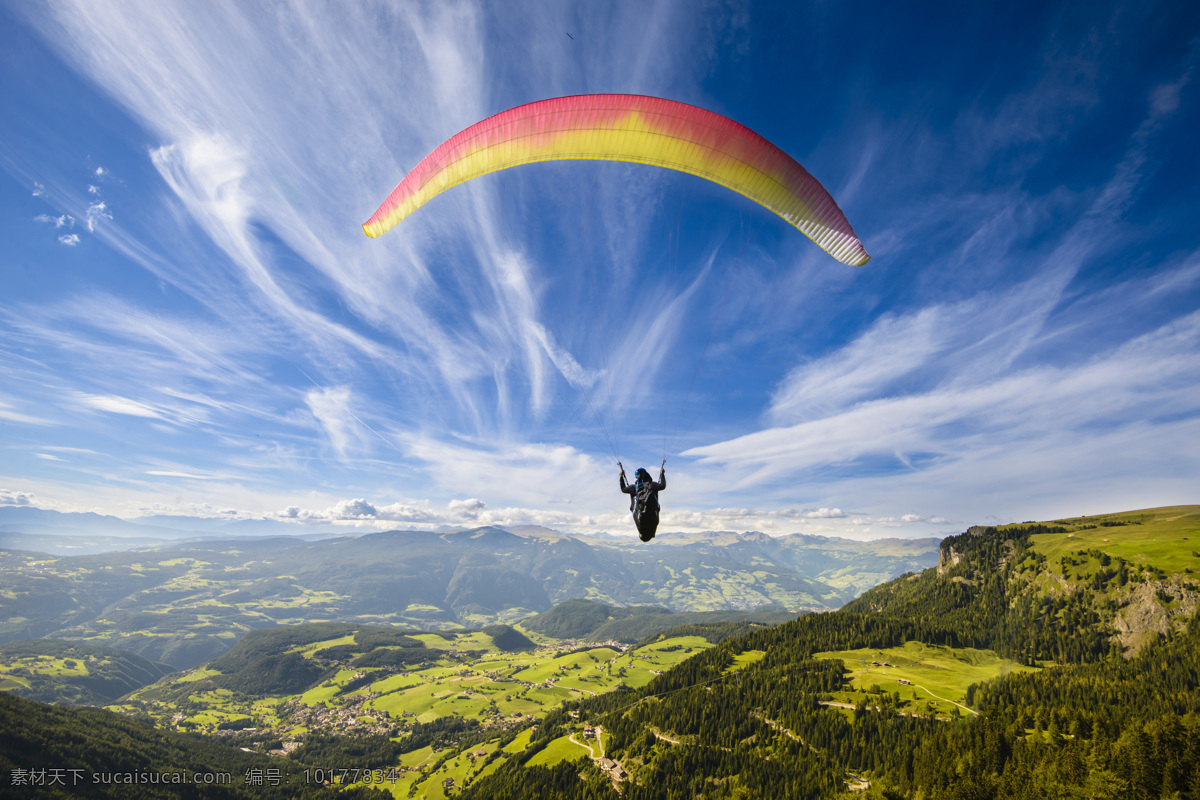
top-left (364, 94), bottom-right (869, 266)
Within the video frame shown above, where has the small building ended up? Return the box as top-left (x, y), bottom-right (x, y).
top-left (599, 758), bottom-right (616, 771)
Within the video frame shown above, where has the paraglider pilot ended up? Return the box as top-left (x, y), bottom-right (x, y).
top-left (619, 460), bottom-right (666, 542)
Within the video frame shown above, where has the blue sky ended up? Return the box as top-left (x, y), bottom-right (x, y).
top-left (1, 0), bottom-right (1197, 539)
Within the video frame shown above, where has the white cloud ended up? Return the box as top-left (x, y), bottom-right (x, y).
top-left (35, 453), bottom-right (66, 461)
top-left (58, 234), bottom-right (81, 246)
top-left (0, 490), bottom-right (35, 505)
top-left (401, 433), bottom-right (611, 510)
top-left (7, 0), bottom-right (1194, 538)
top-left (329, 498), bottom-right (377, 519)
top-left (274, 497), bottom-right (437, 524)
top-left (376, 502), bottom-right (438, 522)
top-left (690, 308), bottom-right (1200, 495)
top-left (76, 393), bottom-right (164, 418)
top-left (35, 213), bottom-right (74, 228)
top-left (304, 386), bottom-right (367, 459)
top-left (0, 399), bottom-right (54, 425)
top-left (145, 470), bottom-right (221, 480)
top-left (85, 200), bottom-right (111, 231)
top-left (805, 508), bottom-right (846, 519)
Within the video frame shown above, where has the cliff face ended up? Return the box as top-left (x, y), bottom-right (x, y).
top-left (1110, 580), bottom-right (1200, 654)
top-left (926, 518), bottom-right (1200, 658)
top-left (937, 525), bottom-right (997, 575)
top-left (937, 546), bottom-right (963, 575)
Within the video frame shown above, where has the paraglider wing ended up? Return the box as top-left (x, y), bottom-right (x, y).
top-left (363, 94), bottom-right (869, 267)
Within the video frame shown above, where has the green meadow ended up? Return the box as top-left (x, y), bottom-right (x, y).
top-left (1025, 505), bottom-right (1200, 577)
top-left (724, 648), bottom-right (766, 674)
top-left (812, 641), bottom-right (1034, 717)
top-left (526, 733), bottom-right (589, 767)
top-left (117, 624), bottom-right (712, 794)
top-left (0, 655), bottom-right (89, 679)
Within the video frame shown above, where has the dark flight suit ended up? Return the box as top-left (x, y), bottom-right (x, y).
top-left (620, 469), bottom-right (666, 542)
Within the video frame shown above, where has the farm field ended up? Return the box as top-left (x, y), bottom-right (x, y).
top-left (0, 639), bottom-right (172, 704)
top-left (812, 641), bottom-right (1034, 717)
top-left (2, 523), bottom-right (938, 670)
top-left (115, 625), bottom-right (711, 795)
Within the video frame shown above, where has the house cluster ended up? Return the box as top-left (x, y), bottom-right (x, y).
top-left (213, 727), bottom-right (257, 738)
top-left (551, 641), bottom-right (627, 654)
top-left (266, 741), bottom-right (302, 757)
top-left (598, 758), bottom-right (627, 779)
top-left (898, 679), bottom-right (912, 685)
top-left (280, 695), bottom-right (394, 737)
top-left (869, 661), bottom-right (895, 668)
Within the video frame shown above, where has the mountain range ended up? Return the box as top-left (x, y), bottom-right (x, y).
top-left (5, 506), bottom-right (1195, 798)
top-left (0, 514), bottom-right (937, 668)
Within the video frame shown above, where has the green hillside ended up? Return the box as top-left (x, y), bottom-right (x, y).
top-left (111, 622), bottom-right (711, 762)
top-left (483, 624), bottom-right (537, 652)
top-left (0, 527), bottom-right (934, 668)
top-left (848, 505), bottom-right (1200, 660)
top-left (85, 620), bottom-right (717, 796)
top-left (7, 506), bottom-right (1198, 798)
top-left (522, 598), bottom-right (799, 643)
top-left (0, 639), bottom-right (172, 705)
top-left (521, 599), bottom-right (670, 639)
top-left (455, 505), bottom-right (1200, 799)
top-left (0, 691), bottom-right (352, 799)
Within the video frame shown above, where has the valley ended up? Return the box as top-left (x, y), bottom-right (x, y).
top-left (108, 623), bottom-right (720, 797)
top-left (2, 505), bottom-right (1199, 799)
top-left (0, 523), bottom-right (937, 668)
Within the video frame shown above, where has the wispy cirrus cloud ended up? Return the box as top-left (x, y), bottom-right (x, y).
top-left (689, 306), bottom-right (1200, 513)
top-left (0, 399), bottom-right (55, 426)
top-left (20, 0), bottom-right (737, 436)
top-left (304, 386), bottom-right (371, 460)
top-left (145, 470), bottom-right (223, 480)
top-left (75, 393), bottom-right (165, 419)
top-left (695, 57), bottom-right (1200, 520)
top-left (3, 1), bottom-right (1195, 536)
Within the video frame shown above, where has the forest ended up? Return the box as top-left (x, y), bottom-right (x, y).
top-left (3, 507), bottom-right (1198, 799)
top-left (460, 509), bottom-right (1200, 799)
